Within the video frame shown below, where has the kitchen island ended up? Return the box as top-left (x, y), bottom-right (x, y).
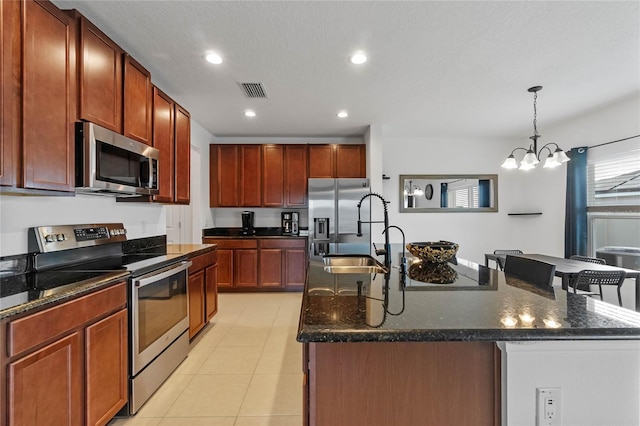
top-left (297, 246), bottom-right (640, 426)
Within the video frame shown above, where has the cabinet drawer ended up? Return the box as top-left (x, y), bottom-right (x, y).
top-left (260, 238), bottom-right (307, 249)
top-left (6, 282), bottom-right (127, 357)
top-left (190, 250), bottom-right (218, 273)
top-left (206, 239), bottom-right (258, 250)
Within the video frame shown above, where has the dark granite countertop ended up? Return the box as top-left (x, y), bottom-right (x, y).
top-left (297, 245), bottom-right (640, 343)
top-left (1, 240), bottom-right (216, 321)
top-left (203, 227), bottom-right (308, 238)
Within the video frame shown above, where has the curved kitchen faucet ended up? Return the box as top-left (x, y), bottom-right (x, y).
top-left (356, 192), bottom-right (391, 268)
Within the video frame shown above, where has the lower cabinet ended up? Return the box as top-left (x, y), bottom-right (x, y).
top-left (202, 238), bottom-right (307, 291)
top-left (187, 249), bottom-right (218, 339)
top-left (2, 282), bottom-right (128, 426)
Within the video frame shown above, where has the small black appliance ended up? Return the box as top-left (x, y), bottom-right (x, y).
top-left (241, 211), bottom-right (255, 235)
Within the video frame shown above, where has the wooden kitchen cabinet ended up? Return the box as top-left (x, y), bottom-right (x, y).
top-left (308, 144), bottom-right (366, 178)
top-left (174, 105), bottom-right (191, 204)
top-left (335, 144), bottom-right (366, 178)
top-left (123, 54), bottom-right (152, 145)
top-left (85, 309), bottom-right (128, 426)
top-left (71, 10), bottom-right (123, 132)
top-left (2, 282), bottom-right (128, 426)
top-left (8, 333), bottom-right (83, 426)
top-left (284, 145), bottom-right (309, 207)
top-left (188, 250), bottom-right (218, 339)
top-left (239, 145), bottom-right (262, 206)
top-left (262, 144), bottom-right (285, 207)
top-left (203, 238), bottom-right (306, 291)
top-left (0, 0), bottom-right (20, 187)
top-left (188, 270), bottom-right (206, 338)
top-left (19, 0), bottom-right (77, 192)
top-left (210, 145), bottom-right (239, 207)
top-left (152, 87), bottom-right (175, 203)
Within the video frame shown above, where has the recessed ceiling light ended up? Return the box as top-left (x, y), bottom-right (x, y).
top-left (337, 111), bottom-right (349, 118)
top-left (244, 110), bottom-right (256, 118)
top-left (204, 51), bottom-right (223, 64)
top-left (349, 51), bottom-right (367, 65)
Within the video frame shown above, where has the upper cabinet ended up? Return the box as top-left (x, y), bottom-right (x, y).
top-left (309, 144), bottom-right (366, 178)
top-left (3, 0), bottom-right (77, 193)
top-left (174, 104), bottom-right (191, 204)
top-left (72, 11), bottom-right (123, 132)
top-left (123, 54), bottom-right (152, 145)
top-left (284, 145), bottom-right (308, 207)
top-left (152, 87), bottom-right (191, 205)
top-left (210, 143), bottom-right (311, 208)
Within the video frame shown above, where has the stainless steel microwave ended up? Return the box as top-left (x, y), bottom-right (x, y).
top-left (75, 122), bottom-right (159, 197)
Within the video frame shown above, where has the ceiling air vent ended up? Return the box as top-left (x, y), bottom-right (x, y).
top-left (239, 82), bottom-right (268, 98)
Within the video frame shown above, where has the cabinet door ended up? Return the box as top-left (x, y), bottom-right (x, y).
top-left (216, 249), bottom-right (234, 288)
top-left (239, 145), bottom-right (262, 206)
top-left (152, 87), bottom-right (175, 203)
top-left (308, 145), bottom-right (335, 178)
top-left (174, 104), bottom-right (191, 204)
top-left (210, 145), bottom-right (239, 207)
top-left (205, 264), bottom-right (218, 321)
top-left (188, 270), bottom-right (206, 339)
top-left (85, 309), bottom-right (128, 426)
top-left (284, 248), bottom-right (307, 288)
top-left (285, 145), bottom-right (308, 207)
top-left (262, 144), bottom-right (284, 207)
top-left (1, 0), bottom-right (20, 186)
top-left (259, 248), bottom-right (284, 287)
top-left (235, 249), bottom-right (258, 287)
top-left (23, 0), bottom-right (76, 191)
top-left (77, 13), bottom-right (122, 132)
top-left (123, 54), bottom-right (152, 145)
top-left (335, 145), bottom-right (366, 178)
top-left (8, 332), bottom-right (83, 426)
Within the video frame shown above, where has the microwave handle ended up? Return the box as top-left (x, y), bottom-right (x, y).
top-left (134, 261), bottom-right (192, 288)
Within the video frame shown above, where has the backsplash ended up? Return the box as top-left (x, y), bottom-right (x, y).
top-left (212, 208), bottom-right (308, 228)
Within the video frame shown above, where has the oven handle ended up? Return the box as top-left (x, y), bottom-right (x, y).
top-left (134, 260), bottom-right (192, 288)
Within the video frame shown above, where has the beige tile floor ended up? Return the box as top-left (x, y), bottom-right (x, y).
top-left (109, 292), bottom-right (304, 426)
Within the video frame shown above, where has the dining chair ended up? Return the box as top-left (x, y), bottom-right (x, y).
top-left (569, 255), bottom-right (606, 265)
top-left (571, 269), bottom-right (627, 307)
top-left (493, 250), bottom-right (524, 270)
top-left (503, 255), bottom-right (556, 288)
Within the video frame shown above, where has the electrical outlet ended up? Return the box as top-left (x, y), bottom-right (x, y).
top-left (536, 387), bottom-right (561, 426)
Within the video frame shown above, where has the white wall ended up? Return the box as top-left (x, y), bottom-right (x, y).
top-left (0, 194), bottom-right (165, 255)
top-left (377, 135), bottom-right (567, 265)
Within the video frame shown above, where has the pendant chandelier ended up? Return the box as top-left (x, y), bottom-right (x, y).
top-left (501, 86), bottom-right (570, 170)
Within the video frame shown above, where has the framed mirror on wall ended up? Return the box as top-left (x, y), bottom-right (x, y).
top-left (399, 174), bottom-right (498, 212)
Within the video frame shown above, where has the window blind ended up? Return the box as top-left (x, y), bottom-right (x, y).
top-left (587, 140), bottom-right (640, 209)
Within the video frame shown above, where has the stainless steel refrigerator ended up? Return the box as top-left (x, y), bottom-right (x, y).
top-left (308, 178), bottom-right (371, 256)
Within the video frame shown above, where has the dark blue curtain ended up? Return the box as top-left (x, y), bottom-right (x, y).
top-left (564, 147), bottom-right (588, 258)
top-left (478, 180), bottom-right (490, 208)
top-left (440, 183), bottom-right (448, 207)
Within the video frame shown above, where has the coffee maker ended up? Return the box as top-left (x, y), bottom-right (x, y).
top-left (281, 211), bottom-right (299, 235)
top-left (241, 211), bottom-right (255, 235)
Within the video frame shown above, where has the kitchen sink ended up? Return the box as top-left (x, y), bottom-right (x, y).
top-left (322, 254), bottom-right (388, 274)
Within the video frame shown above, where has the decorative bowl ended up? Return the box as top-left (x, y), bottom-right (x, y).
top-left (408, 261), bottom-right (458, 284)
top-left (406, 241), bottom-right (459, 263)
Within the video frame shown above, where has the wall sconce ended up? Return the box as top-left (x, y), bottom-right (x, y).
top-left (501, 86), bottom-right (570, 170)
top-left (404, 179), bottom-right (424, 207)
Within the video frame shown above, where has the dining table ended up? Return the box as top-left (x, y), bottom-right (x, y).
top-left (484, 253), bottom-right (640, 312)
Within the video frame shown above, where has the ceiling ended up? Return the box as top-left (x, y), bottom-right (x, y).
top-left (51, 1), bottom-right (640, 139)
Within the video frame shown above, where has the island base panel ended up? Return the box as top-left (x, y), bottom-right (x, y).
top-left (307, 341), bottom-right (499, 426)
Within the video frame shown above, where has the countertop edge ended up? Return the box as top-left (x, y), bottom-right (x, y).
top-left (0, 271), bottom-right (130, 321)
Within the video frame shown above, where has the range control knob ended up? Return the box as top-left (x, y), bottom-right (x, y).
top-left (44, 234), bottom-right (55, 243)
top-left (56, 234), bottom-right (66, 241)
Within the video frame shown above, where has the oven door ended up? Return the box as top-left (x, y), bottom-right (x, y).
top-left (131, 261), bottom-right (191, 375)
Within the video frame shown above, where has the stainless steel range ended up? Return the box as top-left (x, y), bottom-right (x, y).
top-left (28, 223), bottom-right (191, 415)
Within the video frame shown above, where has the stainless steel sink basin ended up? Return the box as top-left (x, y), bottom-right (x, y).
top-left (322, 254), bottom-right (388, 274)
